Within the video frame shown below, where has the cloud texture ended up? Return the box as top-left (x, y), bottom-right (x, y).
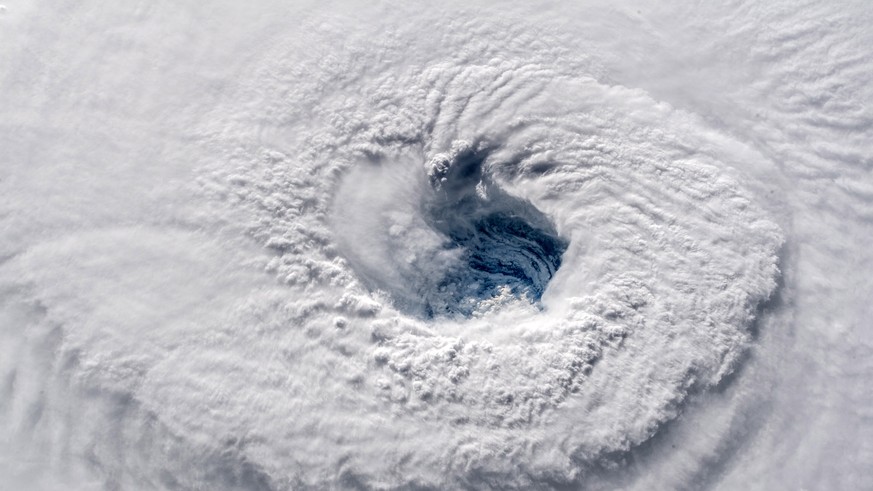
top-left (1, 1), bottom-right (871, 489)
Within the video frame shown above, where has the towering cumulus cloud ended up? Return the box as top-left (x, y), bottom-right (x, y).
top-left (1, 1), bottom-right (871, 490)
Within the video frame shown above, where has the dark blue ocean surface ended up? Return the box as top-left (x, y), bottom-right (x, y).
top-left (421, 148), bottom-right (567, 318)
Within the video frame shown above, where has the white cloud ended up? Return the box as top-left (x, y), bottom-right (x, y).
top-left (1, 1), bottom-right (870, 489)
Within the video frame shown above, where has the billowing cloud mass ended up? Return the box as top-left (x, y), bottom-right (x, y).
top-left (1, 1), bottom-right (871, 489)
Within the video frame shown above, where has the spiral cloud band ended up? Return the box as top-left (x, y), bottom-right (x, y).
top-left (1, 1), bottom-right (871, 490)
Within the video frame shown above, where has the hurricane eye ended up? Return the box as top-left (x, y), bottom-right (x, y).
top-left (422, 148), bottom-right (567, 317)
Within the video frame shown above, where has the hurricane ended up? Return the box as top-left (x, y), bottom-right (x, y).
top-left (2, 1), bottom-right (871, 490)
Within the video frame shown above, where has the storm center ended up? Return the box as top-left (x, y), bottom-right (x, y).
top-left (422, 147), bottom-right (567, 317)
top-left (332, 144), bottom-right (567, 319)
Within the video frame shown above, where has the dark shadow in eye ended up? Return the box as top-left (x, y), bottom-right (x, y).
top-left (420, 147), bottom-right (568, 318)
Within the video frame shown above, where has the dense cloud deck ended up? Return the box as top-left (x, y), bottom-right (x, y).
top-left (2, 2), bottom-right (871, 490)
